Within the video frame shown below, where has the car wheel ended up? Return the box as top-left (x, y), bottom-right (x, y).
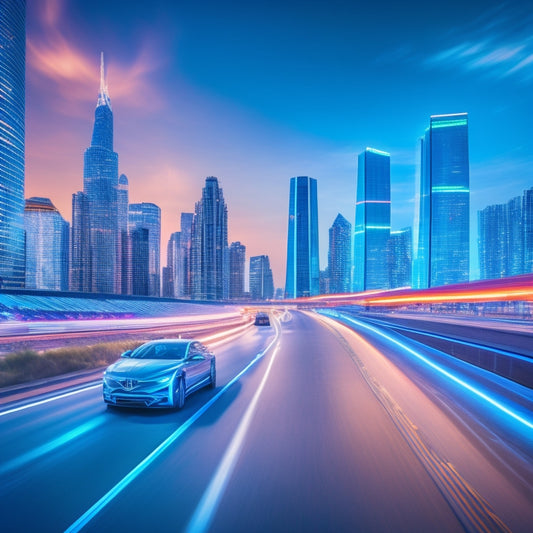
top-left (209, 361), bottom-right (216, 389)
top-left (174, 376), bottom-right (185, 409)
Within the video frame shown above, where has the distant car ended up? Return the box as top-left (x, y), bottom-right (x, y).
top-left (103, 339), bottom-right (216, 409)
top-left (254, 312), bottom-right (270, 326)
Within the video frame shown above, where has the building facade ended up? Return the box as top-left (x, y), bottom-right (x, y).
top-left (388, 227), bottom-right (412, 289)
top-left (413, 113), bottom-right (470, 288)
top-left (328, 213), bottom-right (352, 294)
top-left (128, 202), bottom-right (161, 297)
top-left (24, 197), bottom-right (69, 291)
top-left (285, 176), bottom-right (319, 298)
top-left (0, 0), bottom-right (26, 288)
top-left (177, 213), bottom-right (194, 298)
top-left (229, 241), bottom-right (246, 299)
top-left (83, 53), bottom-right (120, 294)
top-left (70, 192), bottom-right (91, 292)
top-left (131, 227), bottom-right (149, 296)
top-left (353, 148), bottom-right (391, 292)
top-left (250, 255), bottom-right (274, 300)
top-left (117, 173), bottom-right (131, 295)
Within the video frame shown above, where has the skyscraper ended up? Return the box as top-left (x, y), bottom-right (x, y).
top-left (328, 213), bottom-right (352, 294)
top-left (24, 197), bottom-right (69, 291)
top-left (165, 231), bottom-right (180, 298)
top-left (285, 176), bottom-right (319, 298)
top-left (83, 53), bottom-right (120, 294)
top-left (413, 113), bottom-right (470, 288)
top-left (70, 192), bottom-right (91, 292)
top-left (177, 213), bottom-right (194, 298)
top-left (229, 242), bottom-right (246, 299)
top-left (388, 227), bottom-right (412, 289)
top-left (128, 203), bottom-right (161, 297)
top-left (353, 148), bottom-right (391, 292)
top-left (0, 0), bottom-right (26, 288)
top-left (131, 227), bottom-right (149, 296)
top-left (191, 177), bottom-right (228, 300)
top-left (117, 173), bottom-right (131, 294)
top-left (250, 255), bottom-right (274, 300)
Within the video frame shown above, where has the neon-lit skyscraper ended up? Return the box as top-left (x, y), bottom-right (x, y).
top-left (388, 227), bottom-right (412, 289)
top-left (128, 202), bottom-right (161, 297)
top-left (24, 197), bottom-right (69, 291)
top-left (83, 53), bottom-right (120, 294)
top-left (353, 148), bottom-right (391, 292)
top-left (413, 113), bottom-right (470, 288)
top-left (328, 213), bottom-right (352, 294)
top-left (285, 176), bottom-right (319, 298)
top-left (0, 0), bottom-right (26, 288)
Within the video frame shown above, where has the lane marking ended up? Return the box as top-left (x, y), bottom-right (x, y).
top-left (185, 339), bottom-right (282, 533)
top-left (0, 415), bottom-right (106, 476)
top-left (64, 319), bottom-right (281, 533)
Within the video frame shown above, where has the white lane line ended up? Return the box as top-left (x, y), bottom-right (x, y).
top-left (64, 320), bottom-right (281, 533)
top-left (0, 384), bottom-right (102, 418)
top-left (185, 333), bottom-right (282, 533)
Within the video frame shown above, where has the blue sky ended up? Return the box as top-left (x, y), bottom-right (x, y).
top-left (26, 0), bottom-right (533, 285)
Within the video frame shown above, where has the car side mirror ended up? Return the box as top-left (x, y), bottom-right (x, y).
top-left (121, 350), bottom-right (133, 358)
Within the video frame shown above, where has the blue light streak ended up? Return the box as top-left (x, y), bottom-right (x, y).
top-left (64, 321), bottom-right (281, 533)
top-left (319, 310), bottom-right (533, 430)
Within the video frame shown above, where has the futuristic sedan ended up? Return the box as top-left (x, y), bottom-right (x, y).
top-left (103, 339), bottom-right (216, 409)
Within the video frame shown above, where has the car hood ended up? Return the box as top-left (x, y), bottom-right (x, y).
top-left (106, 358), bottom-right (185, 379)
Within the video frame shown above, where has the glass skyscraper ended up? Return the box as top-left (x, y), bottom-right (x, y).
top-left (24, 197), bottom-right (69, 291)
top-left (413, 113), bottom-right (470, 288)
top-left (178, 213), bottom-right (194, 298)
top-left (229, 241), bottom-right (246, 299)
top-left (285, 176), bottom-right (319, 298)
top-left (328, 213), bottom-right (352, 294)
top-left (83, 53), bottom-right (120, 294)
top-left (250, 255), bottom-right (274, 300)
top-left (70, 192), bottom-right (91, 292)
top-left (353, 148), bottom-right (391, 292)
top-left (128, 203), bottom-right (161, 297)
top-left (191, 177), bottom-right (228, 300)
top-left (117, 173), bottom-right (131, 294)
top-left (388, 227), bottom-right (412, 289)
top-left (0, 0), bottom-right (26, 288)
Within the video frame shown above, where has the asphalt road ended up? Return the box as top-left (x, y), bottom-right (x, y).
top-left (1, 311), bottom-right (531, 532)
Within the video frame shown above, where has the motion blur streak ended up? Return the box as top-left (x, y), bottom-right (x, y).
top-left (64, 318), bottom-right (281, 533)
top-left (200, 320), bottom-right (253, 343)
top-left (0, 384), bottom-right (101, 418)
top-left (320, 311), bottom-right (533, 431)
top-left (0, 416), bottom-right (105, 476)
top-left (185, 339), bottom-right (282, 533)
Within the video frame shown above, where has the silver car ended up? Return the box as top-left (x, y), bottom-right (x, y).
top-left (103, 339), bottom-right (216, 408)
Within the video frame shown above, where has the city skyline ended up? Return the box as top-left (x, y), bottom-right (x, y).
top-left (24, 0), bottom-right (533, 287)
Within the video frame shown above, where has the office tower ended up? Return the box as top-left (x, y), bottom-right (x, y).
top-left (162, 267), bottom-right (173, 298)
top-left (524, 188), bottom-right (533, 274)
top-left (229, 242), bottom-right (246, 299)
top-left (478, 203), bottom-right (508, 280)
top-left (131, 227), bottom-right (149, 295)
top-left (166, 231), bottom-right (180, 298)
top-left (250, 255), bottom-right (274, 300)
top-left (508, 195), bottom-right (525, 276)
top-left (388, 227), bottom-right (412, 289)
top-left (353, 148), bottom-right (391, 292)
top-left (177, 213), bottom-right (194, 298)
top-left (413, 113), bottom-right (470, 288)
top-left (191, 177), bottom-right (228, 300)
top-left (0, 1), bottom-right (26, 288)
top-left (319, 268), bottom-right (330, 295)
top-left (70, 192), bottom-right (91, 292)
top-left (129, 202), bottom-right (161, 296)
top-left (83, 53), bottom-right (120, 293)
top-left (24, 197), bottom-right (69, 291)
top-left (328, 213), bottom-right (352, 294)
top-left (285, 176), bottom-right (319, 298)
top-left (117, 173), bottom-right (131, 294)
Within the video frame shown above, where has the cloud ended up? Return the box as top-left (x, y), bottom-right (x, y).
top-left (27, 0), bottom-right (166, 116)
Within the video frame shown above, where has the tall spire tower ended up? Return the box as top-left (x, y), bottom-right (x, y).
top-left (81, 53), bottom-right (120, 293)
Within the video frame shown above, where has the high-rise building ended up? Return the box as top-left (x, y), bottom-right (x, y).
top-left (24, 197), bottom-right (69, 291)
top-left (191, 177), bottom-right (228, 300)
top-left (353, 148), bottom-right (391, 292)
top-left (117, 173), bottom-right (131, 294)
top-left (129, 203), bottom-right (161, 297)
top-left (0, 0), bottom-right (26, 288)
top-left (285, 176), bottom-right (319, 298)
top-left (83, 53), bottom-right (120, 294)
top-left (229, 242), bottom-right (246, 299)
top-left (250, 255), bottom-right (274, 300)
top-left (165, 231), bottom-right (180, 298)
top-left (413, 113), bottom-right (470, 288)
top-left (177, 213), bottom-right (194, 298)
top-left (523, 188), bottom-right (533, 274)
top-left (131, 227), bottom-right (149, 296)
top-left (328, 213), bottom-right (352, 294)
top-left (70, 192), bottom-right (91, 292)
top-left (388, 227), bottom-right (412, 289)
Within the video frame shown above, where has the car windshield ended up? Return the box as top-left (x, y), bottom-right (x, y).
top-left (130, 342), bottom-right (189, 360)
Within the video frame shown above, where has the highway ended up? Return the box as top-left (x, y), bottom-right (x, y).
top-left (1, 311), bottom-right (532, 532)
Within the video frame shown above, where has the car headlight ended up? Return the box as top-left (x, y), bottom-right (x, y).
top-left (156, 375), bottom-right (172, 384)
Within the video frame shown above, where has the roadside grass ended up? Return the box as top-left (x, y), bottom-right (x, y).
top-left (0, 341), bottom-right (142, 388)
